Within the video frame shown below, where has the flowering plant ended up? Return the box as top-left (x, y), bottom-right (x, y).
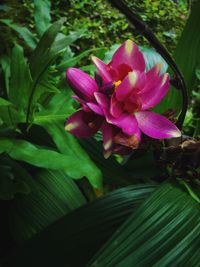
top-left (65, 40), bottom-right (181, 157)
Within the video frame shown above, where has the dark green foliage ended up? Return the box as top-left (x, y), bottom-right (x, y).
top-left (88, 183), bottom-right (200, 267)
top-left (9, 169), bottom-right (86, 243)
top-left (3, 185), bottom-right (156, 267)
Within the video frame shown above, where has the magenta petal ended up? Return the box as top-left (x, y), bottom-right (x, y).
top-left (72, 95), bottom-right (90, 112)
top-left (67, 68), bottom-right (98, 101)
top-left (86, 102), bottom-right (104, 115)
top-left (110, 95), bottom-right (124, 118)
top-left (95, 92), bottom-right (140, 136)
top-left (135, 111), bottom-right (181, 139)
top-left (91, 56), bottom-right (113, 83)
top-left (110, 40), bottom-right (145, 74)
top-left (139, 65), bottom-right (162, 94)
top-left (101, 121), bottom-right (115, 158)
top-left (140, 73), bottom-right (170, 110)
top-left (65, 110), bottom-right (101, 138)
top-left (115, 71), bottom-right (138, 101)
top-left (111, 114), bottom-right (140, 136)
top-left (94, 92), bottom-right (110, 115)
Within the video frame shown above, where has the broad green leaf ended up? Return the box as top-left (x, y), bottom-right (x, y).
top-left (156, 1), bottom-right (200, 113)
top-left (58, 48), bottom-right (106, 70)
top-left (0, 55), bottom-right (10, 94)
top-left (0, 4), bottom-right (12, 11)
top-left (34, 90), bottom-right (75, 124)
top-left (0, 157), bottom-right (33, 200)
top-left (51, 30), bottom-right (85, 56)
top-left (194, 118), bottom-right (200, 138)
top-left (34, 0), bottom-right (51, 37)
top-left (29, 18), bottom-right (66, 79)
top-left (0, 138), bottom-right (102, 188)
top-left (9, 169), bottom-right (86, 243)
top-left (0, 97), bottom-right (12, 107)
top-left (0, 105), bottom-right (23, 127)
top-left (79, 138), bottom-right (135, 186)
top-left (103, 43), bottom-right (120, 63)
top-left (0, 19), bottom-right (37, 49)
top-left (34, 90), bottom-right (102, 189)
top-left (140, 46), bottom-right (168, 73)
top-left (35, 120), bottom-right (102, 189)
top-left (3, 185), bottom-right (156, 267)
top-left (9, 44), bottom-right (32, 111)
top-left (27, 21), bottom-right (84, 121)
top-left (88, 183), bottom-right (200, 267)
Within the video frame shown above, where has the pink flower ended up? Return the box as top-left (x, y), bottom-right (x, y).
top-left (65, 40), bottom-right (181, 158)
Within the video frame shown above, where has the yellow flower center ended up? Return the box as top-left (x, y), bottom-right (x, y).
top-left (114, 80), bottom-right (121, 88)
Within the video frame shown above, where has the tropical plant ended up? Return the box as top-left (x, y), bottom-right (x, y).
top-left (0, 0), bottom-right (200, 267)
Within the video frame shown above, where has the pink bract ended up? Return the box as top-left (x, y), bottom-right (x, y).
top-left (65, 40), bottom-right (181, 158)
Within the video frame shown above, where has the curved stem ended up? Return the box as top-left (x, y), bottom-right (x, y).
top-left (108, 0), bottom-right (188, 129)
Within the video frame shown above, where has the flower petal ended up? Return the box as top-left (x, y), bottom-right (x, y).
top-left (101, 121), bottom-right (116, 158)
top-left (95, 92), bottom-right (141, 136)
top-left (139, 64), bottom-right (161, 94)
top-left (140, 73), bottom-right (170, 110)
top-left (67, 68), bottom-right (98, 101)
top-left (65, 110), bottom-right (101, 138)
top-left (72, 95), bottom-right (90, 112)
top-left (110, 40), bottom-right (145, 76)
top-left (86, 102), bottom-right (104, 115)
top-left (91, 56), bottom-right (113, 83)
top-left (94, 92), bottom-right (110, 116)
top-left (110, 94), bottom-right (124, 118)
top-left (135, 111), bottom-right (181, 139)
top-left (115, 71), bottom-right (138, 101)
top-left (111, 114), bottom-right (140, 136)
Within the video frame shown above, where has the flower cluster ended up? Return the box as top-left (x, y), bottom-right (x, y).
top-left (65, 40), bottom-right (181, 158)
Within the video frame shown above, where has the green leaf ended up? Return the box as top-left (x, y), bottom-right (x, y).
top-left (0, 157), bottom-right (33, 200)
top-left (33, 90), bottom-right (102, 189)
top-left (0, 104), bottom-right (23, 127)
top-left (58, 48), bottom-right (106, 70)
top-left (0, 4), bottom-right (12, 12)
top-left (29, 18), bottom-right (66, 79)
top-left (27, 20), bottom-right (84, 122)
top-left (79, 138), bottom-right (135, 186)
top-left (0, 55), bottom-right (10, 94)
top-left (0, 97), bottom-right (12, 107)
top-left (3, 185), bottom-right (156, 267)
top-left (88, 183), bottom-right (200, 267)
top-left (36, 121), bottom-right (102, 189)
top-left (34, 90), bottom-right (75, 123)
top-left (34, 0), bottom-right (51, 37)
top-left (156, 1), bottom-right (200, 113)
top-left (9, 44), bottom-right (32, 111)
top-left (140, 46), bottom-right (168, 73)
top-left (103, 43), bottom-right (120, 63)
top-left (0, 138), bottom-right (102, 188)
top-left (9, 169), bottom-right (86, 243)
top-left (0, 19), bottom-right (37, 49)
top-left (51, 30), bottom-right (85, 56)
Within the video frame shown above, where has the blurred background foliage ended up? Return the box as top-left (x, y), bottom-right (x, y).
top-left (0, 0), bottom-right (188, 55)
